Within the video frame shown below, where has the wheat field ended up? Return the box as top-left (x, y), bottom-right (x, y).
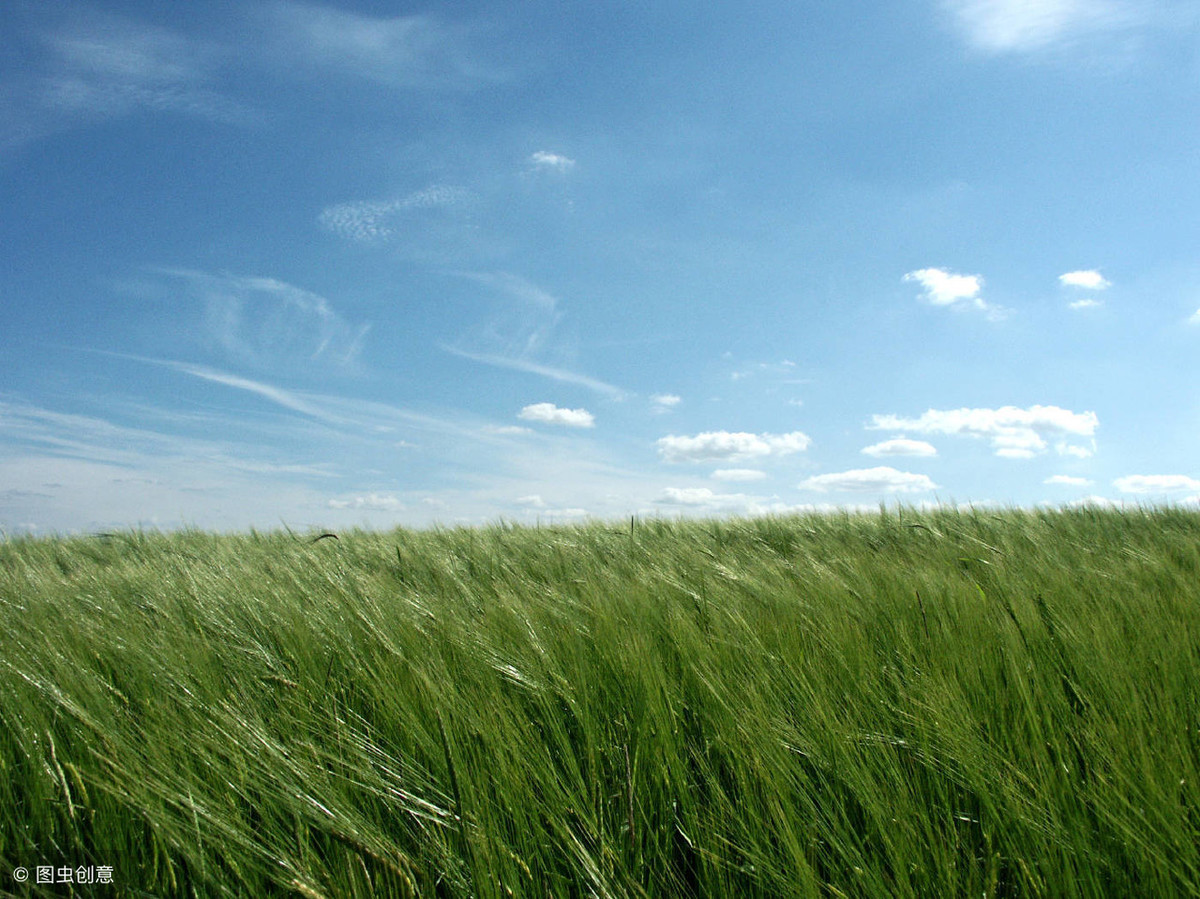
top-left (2, 507), bottom-right (1198, 897)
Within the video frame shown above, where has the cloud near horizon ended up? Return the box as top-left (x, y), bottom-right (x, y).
top-left (657, 430), bottom-right (812, 464)
top-left (1113, 474), bottom-right (1200, 494)
top-left (870, 405), bottom-right (1097, 459)
top-left (799, 466), bottom-right (937, 494)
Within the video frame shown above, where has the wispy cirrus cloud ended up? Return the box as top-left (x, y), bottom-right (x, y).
top-left (23, 9), bottom-right (255, 131)
top-left (318, 185), bottom-right (474, 244)
top-left (162, 360), bottom-right (346, 424)
top-left (941, 0), bottom-right (1151, 54)
top-left (441, 271), bottom-right (627, 400)
top-left (870, 405), bottom-right (1097, 459)
top-left (151, 269), bottom-right (371, 374)
top-left (264, 1), bottom-right (504, 89)
top-left (445, 347), bottom-right (626, 399)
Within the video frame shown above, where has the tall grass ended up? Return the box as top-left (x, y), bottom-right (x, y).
top-left (2, 507), bottom-right (1198, 897)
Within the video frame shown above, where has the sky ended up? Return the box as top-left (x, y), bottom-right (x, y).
top-left (3, 0), bottom-right (1200, 533)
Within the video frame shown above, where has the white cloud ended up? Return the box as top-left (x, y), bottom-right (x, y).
top-left (903, 268), bottom-right (1008, 320)
top-left (1060, 271), bottom-right (1108, 309)
top-left (1189, 309), bottom-right (1200, 325)
top-left (328, 493), bottom-right (403, 511)
top-left (518, 403), bottom-right (595, 428)
top-left (1114, 474), bottom-right (1200, 494)
top-left (539, 507), bottom-right (589, 519)
top-left (165, 361), bottom-right (347, 424)
top-left (798, 467), bottom-right (937, 494)
top-left (267, 3), bottom-right (498, 88)
top-left (515, 494), bottom-right (546, 508)
top-left (870, 405), bottom-right (1098, 458)
top-left (656, 430), bottom-right (812, 463)
top-left (149, 268), bottom-right (371, 373)
top-left (1056, 442), bottom-right (1094, 459)
top-left (529, 151), bottom-right (575, 172)
top-left (656, 487), bottom-right (744, 507)
top-left (651, 393), bottom-right (682, 412)
top-left (1060, 270), bottom-right (1111, 290)
top-left (319, 185), bottom-right (472, 243)
top-left (32, 12), bottom-right (256, 129)
top-left (442, 348), bottom-right (626, 400)
top-left (457, 271), bottom-right (559, 311)
top-left (481, 424), bottom-right (533, 436)
top-left (861, 437), bottom-right (938, 458)
top-left (1045, 475), bottom-right (1093, 486)
top-left (711, 468), bottom-right (768, 482)
top-left (904, 268), bottom-right (982, 306)
top-left (942, 0), bottom-right (1146, 54)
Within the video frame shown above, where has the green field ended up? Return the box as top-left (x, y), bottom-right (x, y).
top-left (2, 508), bottom-right (1198, 897)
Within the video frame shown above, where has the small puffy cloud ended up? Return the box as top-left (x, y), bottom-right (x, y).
top-left (1114, 474), bottom-right (1200, 494)
top-left (529, 151), bottom-right (575, 172)
top-left (1189, 309), bottom-right (1200, 326)
top-left (654, 487), bottom-right (764, 513)
top-left (515, 494), bottom-right (546, 508)
top-left (518, 403), bottom-right (595, 428)
top-left (328, 493), bottom-right (403, 511)
top-left (904, 268), bottom-right (1007, 320)
top-left (712, 468), bottom-right (768, 482)
top-left (1056, 442), bottom-right (1093, 459)
top-left (650, 393), bottom-right (682, 412)
top-left (904, 268), bottom-right (982, 306)
top-left (1044, 475), bottom-right (1093, 486)
top-left (1069, 299), bottom-right (1102, 311)
top-left (1059, 270), bottom-right (1111, 290)
top-left (799, 467), bottom-right (937, 494)
top-left (657, 430), bottom-right (811, 463)
top-left (861, 437), bottom-right (938, 458)
top-left (870, 405), bottom-right (1097, 459)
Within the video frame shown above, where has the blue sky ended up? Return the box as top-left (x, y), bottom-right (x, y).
top-left (3, 0), bottom-right (1200, 533)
